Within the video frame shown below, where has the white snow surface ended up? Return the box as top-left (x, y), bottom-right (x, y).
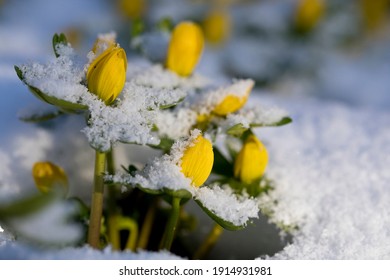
top-left (258, 96), bottom-right (390, 259)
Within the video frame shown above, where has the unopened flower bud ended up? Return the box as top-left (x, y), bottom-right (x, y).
top-left (166, 21), bottom-right (204, 76)
top-left (87, 45), bottom-right (127, 105)
top-left (294, 0), bottom-right (325, 32)
top-left (203, 9), bottom-right (231, 45)
top-left (234, 135), bottom-right (268, 184)
top-left (180, 134), bottom-right (214, 187)
top-left (32, 161), bottom-right (68, 194)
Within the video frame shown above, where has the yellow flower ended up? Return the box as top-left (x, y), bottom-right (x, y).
top-left (212, 81), bottom-right (254, 116)
top-left (32, 161), bottom-right (68, 194)
top-left (360, 0), bottom-right (390, 31)
top-left (166, 21), bottom-right (204, 76)
top-left (234, 134), bottom-right (268, 184)
top-left (180, 134), bottom-right (214, 187)
top-left (203, 9), bottom-right (231, 45)
top-left (87, 45), bottom-right (127, 105)
top-left (294, 0), bottom-right (325, 32)
top-left (118, 0), bottom-right (146, 20)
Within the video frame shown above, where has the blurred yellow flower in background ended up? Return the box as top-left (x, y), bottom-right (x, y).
top-left (234, 134), bottom-right (268, 184)
top-left (294, 0), bottom-right (325, 32)
top-left (166, 21), bottom-right (204, 76)
top-left (87, 45), bottom-right (127, 105)
top-left (360, 0), bottom-right (390, 31)
top-left (203, 9), bottom-right (231, 45)
top-left (32, 161), bottom-right (68, 194)
top-left (180, 134), bottom-right (214, 187)
top-left (118, 0), bottom-right (146, 20)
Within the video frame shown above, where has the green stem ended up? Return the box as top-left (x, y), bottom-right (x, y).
top-left (87, 150), bottom-right (106, 249)
top-left (107, 148), bottom-right (120, 250)
top-left (137, 199), bottom-right (157, 250)
top-left (193, 223), bottom-right (224, 259)
top-left (159, 197), bottom-right (181, 251)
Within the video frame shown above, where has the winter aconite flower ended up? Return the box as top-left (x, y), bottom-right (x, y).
top-left (212, 80), bottom-right (254, 116)
top-left (360, 0), bottom-right (390, 31)
top-left (294, 0), bottom-right (325, 32)
top-left (203, 9), bottom-right (231, 45)
top-left (118, 0), bottom-right (146, 20)
top-left (180, 134), bottom-right (214, 187)
top-left (234, 135), bottom-right (268, 184)
top-left (166, 21), bottom-right (204, 77)
top-left (87, 45), bottom-right (127, 105)
top-left (32, 161), bottom-right (68, 194)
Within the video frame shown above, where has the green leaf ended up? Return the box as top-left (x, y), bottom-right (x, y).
top-left (158, 97), bottom-right (185, 109)
top-left (163, 188), bottom-right (192, 200)
top-left (226, 176), bottom-right (274, 198)
top-left (15, 65), bottom-right (87, 112)
top-left (19, 109), bottom-right (64, 122)
top-left (52, 33), bottom-right (68, 58)
top-left (14, 65), bottom-right (24, 81)
top-left (31, 86), bottom-right (87, 111)
top-left (131, 19), bottom-right (145, 38)
top-left (226, 116), bottom-right (292, 137)
top-left (149, 137), bottom-right (174, 153)
top-left (212, 148), bottom-right (233, 177)
top-left (194, 199), bottom-right (244, 231)
top-left (226, 123), bottom-right (248, 137)
top-left (0, 192), bottom-right (57, 219)
top-left (156, 17), bottom-right (174, 32)
top-left (250, 116), bottom-right (293, 128)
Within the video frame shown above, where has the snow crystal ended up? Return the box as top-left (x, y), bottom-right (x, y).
top-left (194, 185), bottom-right (259, 227)
top-left (81, 80), bottom-right (190, 151)
top-left (108, 130), bottom-right (202, 192)
top-left (110, 156), bottom-right (194, 193)
top-left (81, 94), bottom-right (158, 151)
top-left (20, 44), bottom-right (88, 104)
top-left (131, 64), bottom-right (210, 90)
top-left (256, 96), bottom-right (390, 259)
top-left (155, 108), bottom-right (198, 139)
top-left (221, 105), bottom-right (290, 129)
top-left (91, 31), bottom-right (117, 56)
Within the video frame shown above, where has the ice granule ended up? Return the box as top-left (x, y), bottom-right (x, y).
top-left (194, 185), bottom-right (259, 226)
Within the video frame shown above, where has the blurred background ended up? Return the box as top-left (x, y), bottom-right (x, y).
top-left (1, 0), bottom-right (390, 259)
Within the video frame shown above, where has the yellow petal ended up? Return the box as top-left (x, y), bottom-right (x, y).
top-left (212, 82), bottom-right (253, 116)
top-left (87, 45), bottom-right (127, 105)
top-left (180, 135), bottom-right (214, 187)
top-left (166, 21), bottom-right (204, 77)
top-left (32, 161), bottom-right (68, 194)
top-left (234, 135), bottom-right (268, 184)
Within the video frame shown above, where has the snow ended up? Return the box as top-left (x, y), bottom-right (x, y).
top-left (195, 185), bottom-right (259, 227)
top-left (1, 0), bottom-right (390, 260)
top-left (258, 96), bottom-right (390, 259)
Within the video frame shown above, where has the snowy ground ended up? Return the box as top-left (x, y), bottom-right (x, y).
top-left (1, 0), bottom-right (390, 259)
